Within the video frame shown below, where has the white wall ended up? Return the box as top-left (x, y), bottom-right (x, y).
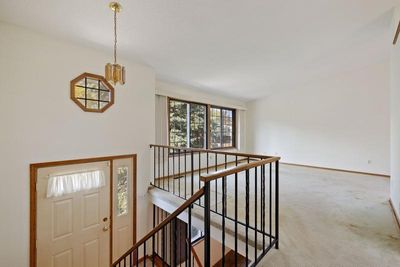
top-left (390, 8), bottom-right (400, 220)
top-left (156, 80), bottom-right (246, 110)
top-left (247, 61), bottom-right (390, 175)
top-left (0, 23), bottom-right (155, 266)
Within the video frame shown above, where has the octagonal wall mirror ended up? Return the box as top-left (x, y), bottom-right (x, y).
top-left (70, 73), bottom-right (115, 113)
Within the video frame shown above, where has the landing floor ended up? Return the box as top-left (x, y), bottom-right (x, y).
top-left (258, 164), bottom-right (400, 267)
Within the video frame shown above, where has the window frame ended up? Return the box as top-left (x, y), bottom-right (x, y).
top-left (168, 98), bottom-right (209, 150)
top-left (70, 72), bottom-right (114, 113)
top-left (209, 105), bottom-right (236, 149)
top-left (167, 97), bottom-right (236, 150)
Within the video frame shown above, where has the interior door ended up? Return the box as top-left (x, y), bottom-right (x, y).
top-left (36, 161), bottom-right (110, 267)
top-left (112, 158), bottom-right (134, 262)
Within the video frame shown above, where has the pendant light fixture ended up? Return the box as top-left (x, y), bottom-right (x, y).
top-left (105, 2), bottom-right (125, 85)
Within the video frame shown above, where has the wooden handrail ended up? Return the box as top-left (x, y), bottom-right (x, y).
top-left (113, 187), bottom-right (205, 266)
top-left (150, 144), bottom-right (272, 159)
top-left (200, 157), bottom-right (280, 182)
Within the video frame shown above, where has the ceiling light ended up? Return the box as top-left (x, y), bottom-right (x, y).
top-left (105, 2), bottom-right (125, 85)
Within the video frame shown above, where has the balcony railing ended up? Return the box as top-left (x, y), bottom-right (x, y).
top-left (113, 144), bottom-right (280, 266)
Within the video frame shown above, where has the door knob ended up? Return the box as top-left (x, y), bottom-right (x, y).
top-left (103, 226), bottom-right (109, 232)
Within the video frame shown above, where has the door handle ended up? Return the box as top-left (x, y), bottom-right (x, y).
top-left (103, 226), bottom-right (109, 232)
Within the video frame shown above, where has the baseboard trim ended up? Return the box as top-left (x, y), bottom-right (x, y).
top-left (389, 198), bottom-right (400, 230)
top-left (281, 162), bottom-right (390, 178)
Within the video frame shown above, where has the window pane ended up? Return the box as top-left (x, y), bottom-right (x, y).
top-left (74, 86), bottom-right (85, 98)
top-left (190, 104), bottom-right (206, 148)
top-left (87, 89), bottom-right (98, 100)
top-left (86, 78), bottom-right (99, 88)
top-left (117, 167), bottom-right (128, 216)
top-left (100, 91), bottom-right (110, 102)
top-left (169, 100), bottom-right (188, 148)
top-left (87, 100), bottom-right (99, 109)
top-left (222, 109), bottom-right (233, 147)
top-left (210, 107), bottom-right (221, 148)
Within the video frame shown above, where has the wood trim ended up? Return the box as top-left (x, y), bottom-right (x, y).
top-left (389, 198), bottom-right (400, 230)
top-left (132, 155), bottom-right (137, 248)
top-left (191, 244), bottom-right (203, 267)
top-left (30, 154), bottom-right (135, 168)
top-left (281, 162), bottom-right (390, 178)
top-left (70, 72), bottom-right (115, 113)
top-left (152, 253), bottom-right (169, 267)
top-left (114, 188), bottom-right (205, 264)
top-left (30, 154), bottom-right (137, 267)
top-left (110, 159), bottom-right (113, 266)
top-left (29, 165), bottom-right (37, 267)
top-left (200, 157), bottom-right (280, 182)
top-left (394, 20), bottom-right (400, 45)
top-left (137, 255), bottom-right (152, 265)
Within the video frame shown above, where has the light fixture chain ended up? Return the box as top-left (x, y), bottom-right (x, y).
top-left (114, 8), bottom-right (117, 64)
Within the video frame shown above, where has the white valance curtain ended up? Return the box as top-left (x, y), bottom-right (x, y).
top-left (47, 170), bottom-right (105, 198)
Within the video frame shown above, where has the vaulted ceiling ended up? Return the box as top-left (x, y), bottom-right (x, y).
top-left (0, 0), bottom-right (399, 100)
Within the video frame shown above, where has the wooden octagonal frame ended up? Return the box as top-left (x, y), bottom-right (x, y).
top-left (70, 72), bottom-right (115, 113)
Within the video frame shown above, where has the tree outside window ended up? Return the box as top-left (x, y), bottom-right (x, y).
top-left (169, 99), bottom-right (235, 149)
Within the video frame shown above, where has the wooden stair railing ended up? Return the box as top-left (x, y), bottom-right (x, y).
top-left (113, 144), bottom-right (280, 266)
top-left (113, 188), bottom-right (204, 267)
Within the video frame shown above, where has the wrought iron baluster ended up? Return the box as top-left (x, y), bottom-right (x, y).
top-left (275, 161), bottom-right (279, 249)
top-left (153, 147), bottom-right (156, 186)
top-left (255, 166), bottom-right (258, 260)
top-left (191, 151), bottom-right (194, 196)
top-left (136, 248), bottom-right (139, 267)
top-left (184, 149), bottom-right (187, 199)
top-left (215, 152), bottom-right (218, 212)
top-left (269, 163), bottom-right (272, 246)
top-left (204, 182), bottom-right (211, 267)
top-left (206, 152), bottom-right (209, 174)
top-left (262, 164), bottom-right (265, 252)
top-left (143, 242), bottom-right (147, 267)
top-left (167, 149), bottom-right (170, 192)
top-left (235, 156), bottom-right (238, 266)
top-left (158, 147), bottom-right (160, 187)
top-left (245, 169), bottom-right (249, 265)
top-left (163, 147), bottom-right (165, 190)
top-left (188, 206), bottom-right (192, 267)
top-left (178, 149), bottom-right (181, 197)
top-left (173, 149), bottom-right (175, 195)
top-left (198, 151), bottom-right (201, 205)
top-left (222, 175), bottom-right (226, 267)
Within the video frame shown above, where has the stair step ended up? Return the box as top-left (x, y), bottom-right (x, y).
top-left (213, 250), bottom-right (248, 267)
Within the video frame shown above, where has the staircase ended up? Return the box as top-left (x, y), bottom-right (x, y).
top-left (113, 145), bottom-right (280, 267)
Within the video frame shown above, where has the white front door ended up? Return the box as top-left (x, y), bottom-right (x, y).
top-left (36, 161), bottom-right (110, 267)
top-left (112, 158), bottom-right (134, 262)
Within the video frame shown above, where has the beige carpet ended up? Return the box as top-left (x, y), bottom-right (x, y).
top-left (258, 164), bottom-right (400, 267)
top-left (157, 163), bottom-right (400, 266)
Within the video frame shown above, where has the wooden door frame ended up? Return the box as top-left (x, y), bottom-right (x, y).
top-left (30, 154), bottom-right (137, 267)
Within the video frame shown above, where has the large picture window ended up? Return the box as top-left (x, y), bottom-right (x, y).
top-left (168, 99), bottom-right (235, 149)
top-left (169, 99), bottom-right (207, 148)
